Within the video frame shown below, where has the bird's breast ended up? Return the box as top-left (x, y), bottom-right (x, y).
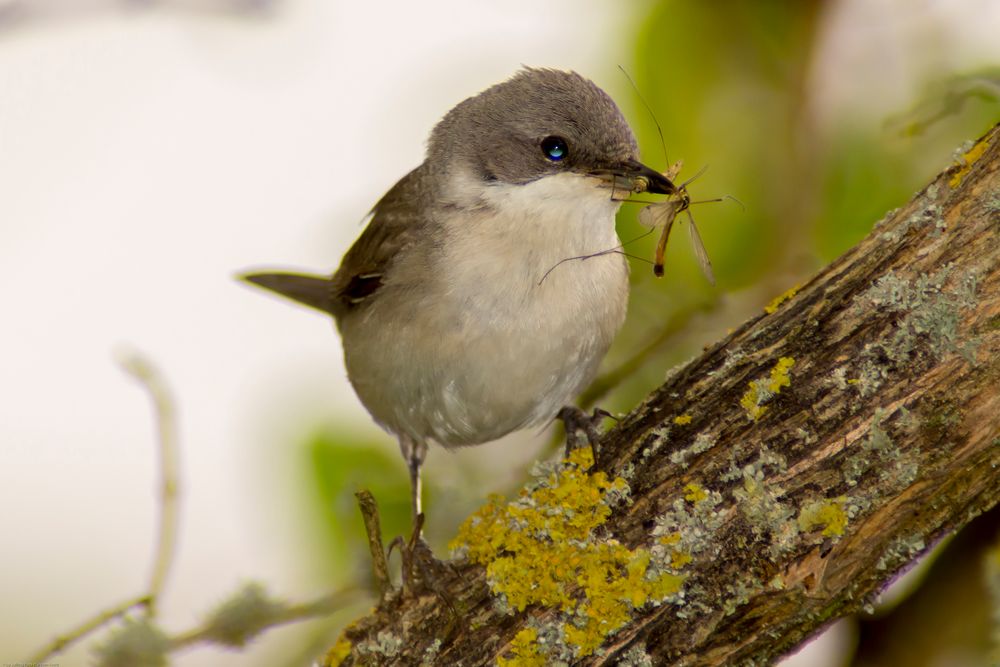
top-left (439, 172), bottom-right (628, 313)
top-left (342, 172), bottom-right (630, 447)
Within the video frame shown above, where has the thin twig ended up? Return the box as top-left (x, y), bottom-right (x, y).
top-left (26, 352), bottom-right (368, 665)
top-left (355, 490), bottom-right (392, 597)
top-left (26, 594), bottom-right (152, 663)
top-left (27, 348), bottom-right (181, 664)
top-left (116, 348), bottom-right (181, 617)
top-left (169, 586), bottom-right (367, 649)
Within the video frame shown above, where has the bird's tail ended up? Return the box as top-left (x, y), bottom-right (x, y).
top-left (240, 271), bottom-right (334, 315)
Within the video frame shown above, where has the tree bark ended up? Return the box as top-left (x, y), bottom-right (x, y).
top-left (324, 123), bottom-right (1000, 667)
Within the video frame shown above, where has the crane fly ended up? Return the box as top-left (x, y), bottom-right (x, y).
top-left (635, 161), bottom-right (716, 285)
top-left (615, 67), bottom-right (720, 286)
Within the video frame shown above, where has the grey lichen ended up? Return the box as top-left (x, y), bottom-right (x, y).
top-left (669, 431), bottom-right (717, 468)
top-left (355, 629), bottom-right (403, 660)
top-left (530, 619), bottom-right (574, 666)
top-left (951, 139), bottom-right (976, 161)
top-left (854, 355), bottom-right (890, 397)
top-left (734, 476), bottom-right (797, 559)
top-left (716, 348), bottom-right (748, 375)
top-left (840, 265), bottom-right (979, 398)
top-left (879, 195), bottom-right (944, 241)
top-left (858, 265), bottom-right (979, 365)
top-left (527, 457), bottom-right (563, 483)
top-left (641, 425), bottom-right (672, 463)
top-left (876, 534), bottom-right (926, 572)
top-left (796, 427), bottom-right (817, 446)
top-left (843, 409), bottom-right (919, 490)
top-left (201, 582), bottom-right (285, 648)
top-left (617, 642), bottom-right (654, 667)
top-left (871, 207), bottom-right (900, 232)
top-left (829, 366), bottom-right (850, 390)
top-left (420, 638), bottom-right (442, 666)
top-left (722, 446), bottom-right (800, 558)
top-left (721, 445), bottom-right (787, 483)
top-left (93, 618), bottom-right (169, 667)
top-left (722, 575), bottom-right (764, 617)
top-left (651, 485), bottom-right (725, 572)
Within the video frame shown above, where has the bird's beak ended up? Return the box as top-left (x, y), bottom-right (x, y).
top-left (591, 159), bottom-right (678, 195)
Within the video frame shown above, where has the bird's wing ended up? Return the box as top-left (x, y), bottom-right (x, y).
top-left (329, 165), bottom-right (431, 313)
top-left (242, 165), bottom-right (432, 320)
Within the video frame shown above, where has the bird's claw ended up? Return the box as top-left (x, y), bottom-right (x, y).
top-left (557, 405), bottom-right (615, 462)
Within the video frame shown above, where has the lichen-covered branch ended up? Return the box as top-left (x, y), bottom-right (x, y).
top-left (325, 124), bottom-right (1000, 667)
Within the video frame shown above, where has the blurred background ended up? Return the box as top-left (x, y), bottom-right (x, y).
top-left (1, 0), bottom-right (998, 665)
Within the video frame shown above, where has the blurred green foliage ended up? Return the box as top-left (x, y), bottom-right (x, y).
top-left (307, 430), bottom-right (412, 577)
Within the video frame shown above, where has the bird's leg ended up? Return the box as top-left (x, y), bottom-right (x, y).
top-left (388, 436), bottom-right (457, 608)
top-left (398, 435), bottom-right (427, 528)
top-left (394, 435), bottom-right (432, 585)
top-left (557, 406), bottom-right (614, 461)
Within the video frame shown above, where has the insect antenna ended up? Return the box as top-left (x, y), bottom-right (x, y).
top-left (618, 65), bottom-right (669, 166)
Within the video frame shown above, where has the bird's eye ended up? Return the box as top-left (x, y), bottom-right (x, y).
top-left (541, 136), bottom-right (568, 162)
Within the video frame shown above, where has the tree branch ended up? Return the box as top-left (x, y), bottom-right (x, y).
top-left (325, 123), bottom-right (1000, 666)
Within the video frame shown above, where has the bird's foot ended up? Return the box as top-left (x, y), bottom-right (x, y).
top-left (388, 514), bottom-right (458, 614)
top-left (557, 405), bottom-right (615, 461)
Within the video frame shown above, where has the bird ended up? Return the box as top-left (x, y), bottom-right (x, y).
top-left (242, 67), bottom-right (676, 527)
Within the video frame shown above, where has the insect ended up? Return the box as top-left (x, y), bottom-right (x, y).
top-left (637, 161), bottom-right (716, 285)
top-left (617, 66), bottom-right (730, 285)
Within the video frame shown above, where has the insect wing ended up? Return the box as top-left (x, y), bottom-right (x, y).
top-left (639, 198), bottom-right (684, 229)
top-left (686, 211), bottom-right (716, 286)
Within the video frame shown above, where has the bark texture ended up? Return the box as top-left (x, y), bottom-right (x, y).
top-left (325, 123), bottom-right (1000, 667)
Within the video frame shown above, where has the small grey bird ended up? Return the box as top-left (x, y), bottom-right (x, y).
top-left (243, 68), bottom-right (675, 523)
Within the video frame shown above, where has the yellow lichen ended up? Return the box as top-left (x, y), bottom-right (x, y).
top-left (683, 482), bottom-right (708, 504)
top-left (450, 447), bottom-right (685, 659)
top-left (670, 551), bottom-right (693, 568)
top-left (949, 137), bottom-right (990, 188)
top-left (659, 532), bottom-right (695, 569)
top-left (498, 628), bottom-right (545, 667)
top-left (740, 380), bottom-right (769, 420)
top-left (659, 532), bottom-right (681, 545)
top-left (673, 414), bottom-right (693, 425)
top-left (764, 285), bottom-right (800, 314)
top-left (323, 635), bottom-right (352, 667)
top-left (768, 357), bottom-right (795, 392)
top-left (741, 357), bottom-right (796, 420)
top-left (798, 498), bottom-right (850, 538)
